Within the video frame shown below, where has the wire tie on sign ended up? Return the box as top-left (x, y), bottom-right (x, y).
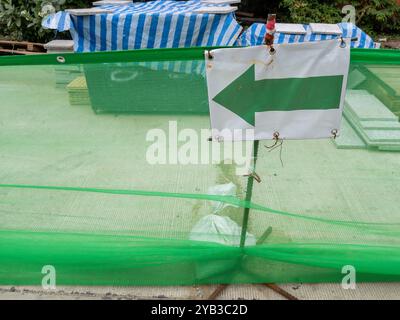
top-left (331, 129), bottom-right (338, 139)
top-left (339, 37), bottom-right (357, 48)
top-left (244, 171), bottom-right (262, 183)
top-left (207, 50), bottom-right (214, 60)
top-left (265, 132), bottom-right (280, 149)
top-left (265, 132), bottom-right (284, 167)
top-left (340, 37), bottom-right (346, 48)
top-left (251, 172), bottom-right (262, 183)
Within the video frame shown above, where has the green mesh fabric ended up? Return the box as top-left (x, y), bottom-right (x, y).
top-left (0, 47), bottom-right (399, 286)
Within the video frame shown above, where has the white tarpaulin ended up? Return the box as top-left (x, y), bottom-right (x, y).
top-left (205, 39), bottom-right (350, 141)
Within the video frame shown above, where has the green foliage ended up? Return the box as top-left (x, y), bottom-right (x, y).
top-left (0, 0), bottom-right (91, 42)
top-left (280, 0), bottom-right (342, 24)
top-left (240, 0), bottom-right (279, 17)
top-left (241, 0), bottom-right (400, 36)
top-left (348, 0), bottom-right (400, 35)
top-left (279, 0), bottom-right (400, 36)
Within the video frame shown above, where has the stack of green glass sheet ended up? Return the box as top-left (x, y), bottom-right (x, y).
top-left (362, 65), bottom-right (400, 119)
top-left (66, 76), bottom-right (90, 106)
top-left (54, 65), bottom-right (83, 89)
top-left (341, 90), bottom-right (400, 151)
top-left (333, 117), bottom-right (366, 149)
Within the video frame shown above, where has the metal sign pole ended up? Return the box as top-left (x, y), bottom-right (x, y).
top-left (239, 139), bottom-right (260, 248)
top-left (239, 13), bottom-right (276, 248)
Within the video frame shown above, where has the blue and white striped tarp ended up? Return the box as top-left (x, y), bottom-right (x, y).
top-left (42, 0), bottom-right (243, 52)
top-left (235, 22), bottom-right (379, 49)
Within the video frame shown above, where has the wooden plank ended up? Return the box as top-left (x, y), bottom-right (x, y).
top-left (0, 40), bottom-right (39, 46)
top-left (0, 40), bottom-right (44, 48)
top-left (207, 284), bottom-right (229, 300)
top-left (0, 40), bottom-right (45, 53)
top-left (0, 48), bottom-right (43, 55)
top-left (264, 284), bottom-right (299, 300)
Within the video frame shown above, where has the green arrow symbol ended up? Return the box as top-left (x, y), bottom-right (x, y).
top-left (212, 65), bottom-right (344, 126)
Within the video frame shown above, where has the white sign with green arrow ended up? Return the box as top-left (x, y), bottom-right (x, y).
top-left (205, 39), bottom-right (350, 141)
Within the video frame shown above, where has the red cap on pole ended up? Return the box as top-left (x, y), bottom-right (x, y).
top-left (265, 14), bottom-right (276, 46)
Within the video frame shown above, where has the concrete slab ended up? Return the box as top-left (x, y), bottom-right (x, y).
top-left (1, 283), bottom-right (399, 300)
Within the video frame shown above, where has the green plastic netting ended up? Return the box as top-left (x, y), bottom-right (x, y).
top-left (0, 47), bottom-right (399, 286)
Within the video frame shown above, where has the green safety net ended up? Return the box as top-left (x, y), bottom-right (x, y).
top-left (0, 47), bottom-right (400, 286)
